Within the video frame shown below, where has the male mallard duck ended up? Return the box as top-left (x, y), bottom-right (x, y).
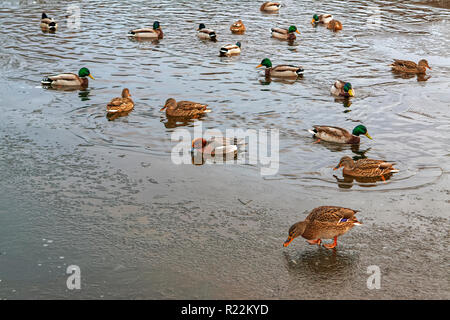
top-left (256, 58), bottom-right (304, 78)
top-left (219, 42), bottom-right (241, 57)
top-left (283, 206), bottom-right (361, 249)
top-left (271, 25), bottom-right (300, 41)
top-left (331, 80), bottom-right (355, 97)
top-left (197, 23), bottom-right (217, 41)
top-left (308, 125), bottom-right (372, 144)
top-left (127, 21), bottom-right (163, 39)
top-left (40, 12), bottom-right (57, 31)
top-left (192, 137), bottom-right (238, 157)
top-left (260, 2), bottom-right (281, 12)
top-left (41, 67), bottom-right (94, 87)
top-left (106, 88), bottom-right (134, 114)
top-left (389, 59), bottom-right (431, 74)
top-left (161, 98), bottom-right (211, 118)
top-left (311, 14), bottom-right (333, 25)
top-left (230, 20), bottom-right (246, 34)
top-left (334, 156), bottom-right (399, 180)
top-left (327, 19), bottom-right (343, 31)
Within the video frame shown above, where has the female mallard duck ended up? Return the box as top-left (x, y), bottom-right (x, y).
top-left (260, 2), bottom-right (281, 12)
top-left (106, 88), bottom-right (134, 114)
top-left (311, 14), bottom-right (333, 25)
top-left (389, 59), bottom-right (431, 74)
top-left (230, 20), bottom-right (246, 34)
top-left (256, 58), bottom-right (304, 78)
top-left (308, 125), bottom-right (372, 144)
top-left (192, 137), bottom-right (238, 157)
top-left (334, 156), bottom-right (399, 180)
top-left (283, 206), bottom-right (361, 249)
top-left (271, 25), bottom-right (300, 41)
top-left (219, 42), bottom-right (241, 57)
top-left (127, 21), bottom-right (163, 39)
top-left (327, 19), bottom-right (343, 31)
top-left (41, 67), bottom-right (94, 87)
top-left (161, 98), bottom-right (211, 118)
top-left (197, 23), bottom-right (217, 41)
top-left (40, 12), bottom-right (57, 31)
top-left (331, 80), bottom-right (355, 97)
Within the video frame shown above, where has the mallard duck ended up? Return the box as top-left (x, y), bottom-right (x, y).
top-left (219, 42), bottom-right (241, 57)
top-left (127, 21), bottom-right (163, 39)
top-left (230, 20), bottom-right (246, 34)
top-left (334, 156), bottom-right (399, 180)
top-left (41, 67), bottom-right (94, 87)
top-left (106, 88), bottom-right (134, 114)
top-left (192, 137), bottom-right (238, 157)
top-left (308, 125), bottom-right (372, 144)
top-left (283, 206), bottom-right (361, 249)
top-left (256, 58), bottom-right (304, 78)
top-left (160, 98), bottom-right (211, 118)
top-left (197, 23), bottom-right (217, 41)
top-left (260, 2), bottom-right (281, 12)
top-left (389, 59), bottom-right (431, 74)
top-left (311, 14), bottom-right (333, 25)
top-left (327, 19), bottom-right (343, 31)
top-left (40, 12), bottom-right (57, 31)
top-left (331, 80), bottom-right (355, 97)
top-left (271, 25), bottom-right (300, 41)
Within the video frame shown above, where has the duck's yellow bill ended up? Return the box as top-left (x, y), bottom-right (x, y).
top-left (365, 132), bottom-right (373, 140)
top-left (283, 236), bottom-right (293, 247)
top-left (296, 30), bottom-right (300, 34)
top-left (348, 89), bottom-right (354, 97)
top-left (89, 74), bottom-right (95, 80)
top-left (333, 165), bottom-right (341, 170)
top-left (256, 64), bottom-right (263, 68)
top-left (311, 19), bottom-right (316, 25)
top-left (160, 106), bottom-right (167, 111)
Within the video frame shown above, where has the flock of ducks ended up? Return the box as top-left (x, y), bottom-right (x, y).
top-left (39, 2), bottom-right (432, 250)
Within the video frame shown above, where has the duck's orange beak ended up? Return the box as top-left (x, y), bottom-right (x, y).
top-left (333, 164), bottom-right (342, 170)
top-left (296, 29), bottom-right (300, 34)
top-left (283, 236), bottom-right (294, 247)
top-left (88, 74), bottom-right (95, 80)
top-left (256, 64), bottom-right (263, 68)
top-left (160, 106), bottom-right (167, 111)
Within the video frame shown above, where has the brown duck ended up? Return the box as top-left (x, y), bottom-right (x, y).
top-left (334, 156), bottom-right (399, 181)
top-left (160, 98), bottom-right (211, 118)
top-left (327, 19), bottom-right (343, 31)
top-left (390, 59), bottom-right (431, 74)
top-left (106, 88), bottom-right (134, 114)
top-left (230, 20), bottom-right (246, 34)
top-left (283, 206), bottom-right (361, 249)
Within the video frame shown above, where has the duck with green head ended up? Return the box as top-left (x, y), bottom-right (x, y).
top-left (256, 58), bottom-right (304, 78)
top-left (41, 67), bottom-right (94, 87)
top-left (128, 21), bottom-right (163, 39)
top-left (219, 42), bottom-right (241, 57)
top-left (331, 80), bottom-right (355, 97)
top-left (311, 14), bottom-right (333, 25)
top-left (308, 124), bottom-right (372, 144)
top-left (197, 23), bottom-right (217, 41)
top-left (271, 25), bottom-right (300, 41)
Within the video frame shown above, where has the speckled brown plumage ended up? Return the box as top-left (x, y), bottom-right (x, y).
top-left (161, 98), bottom-right (210, 118)
top-left (327, 19), bottom-right (343, 31)
top-left (390, 59), bottom-right (431, 74)
top-left (106, 88), bottom-right (134, 114)
top-left (334, 156), bottom-right (399, 178)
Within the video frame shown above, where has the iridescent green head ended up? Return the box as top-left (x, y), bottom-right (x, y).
top-left (343, 82), bottom-right (352, 92)
top-left (288, 25), bottom-right (299, 33)
top-left (78, 67), bottom-right (94, 79)
top-left (236, 42), bottom-right (241, 48)
top-left (153, 21), bottom-right (160, 29)
top-left (352, 125), bottom-right (372, 139)
top-left (313, 14), bottom-right (319, 22)
top-left (257, 58), bottom-right (272, 68)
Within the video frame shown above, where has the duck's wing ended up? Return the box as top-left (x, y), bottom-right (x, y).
top-left (271, 27), bottom-right (288, 34)
top-left (311, 126), bottom-right (352, 142)
top-left (47, 73), bottom-right (79, 81)
top-left (177, 101), bottom-right (208, 110)
top-left (272, 65), bottom-right (303, 72)
top-left (306, 206), bottom-right (358, 223)
top-left (391, 59), bottom-right (417, 68)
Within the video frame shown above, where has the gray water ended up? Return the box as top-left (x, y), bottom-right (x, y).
top-left (0, 0), bottom-right (449, 299)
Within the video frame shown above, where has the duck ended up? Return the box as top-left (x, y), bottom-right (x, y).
top-left (230, 20), bottom-right (246, 34)
top-left (308, 125), bottom-right (372, 144)
top-left (311, 14), bottom-right (333, 25)
top-left (191, 137), bottom-right (239, 157)
top-left (160, 98), bottom-right (211, 118)
top-left (40, 12), bottom-right (57, 31)
top-left (127, 21), bottom-right (163, 39)
top-left (283, 206), bottom-right (362, 249)
top-left (106, 88), bottom-right (134, 114)
top-left (219, 42), bottom-right (241, 57)
top-left (260, 2), bottom-right (281, 12)
top-left (271, 25), bottom-right (300, 41)
top-left (197, 23), bottom-right (217, 41)
top-left (256, 58), bottom-right (304, 78)
top-left (389, 59), bottom-right (431, 74)
top-left (327, 19), bottom-right (343, 31)
top-left (331, 80), bottom-right (355, 97)
top-left (41, 67), bottom-right (94, 87)
top-left (334, 156), bottom-right (399, 180)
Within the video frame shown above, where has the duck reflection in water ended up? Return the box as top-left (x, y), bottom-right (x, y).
top-left (259, 75), bottom-right (302, 85)
top-left (107, 110), bottom-right (132, 121)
